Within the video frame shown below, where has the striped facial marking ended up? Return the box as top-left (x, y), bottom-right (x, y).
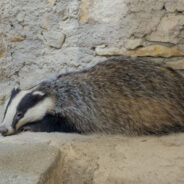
top-left (2, 87), bottom-right (20, 121)
top-left (0, 89), bottom-right (55, 136)
top-left (1, 90), bottom-right (31, 135)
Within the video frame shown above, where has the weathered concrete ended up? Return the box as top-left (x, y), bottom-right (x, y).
top-left (0, 132), bottom-right (184, 184)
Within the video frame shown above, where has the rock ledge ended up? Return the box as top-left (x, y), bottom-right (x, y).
top-left (0, 132), bottom-right (184, 184)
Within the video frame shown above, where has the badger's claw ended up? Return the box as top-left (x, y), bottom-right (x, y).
top-left (21, 126), bottom-right (33, 132)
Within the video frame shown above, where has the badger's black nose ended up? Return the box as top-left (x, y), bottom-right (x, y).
top-left (0, 126), bottom-right (8, 136)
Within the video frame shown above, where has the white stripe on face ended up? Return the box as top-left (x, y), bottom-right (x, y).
top-left (15, 97), bottom-right (55, 130)
top-left (1, 90), bottom-right (31, 133)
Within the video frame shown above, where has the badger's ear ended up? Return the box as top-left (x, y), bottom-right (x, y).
top-left (32, 91), bottom-right (46, 100)
top-left (11, 86), bottom-right (20, 95)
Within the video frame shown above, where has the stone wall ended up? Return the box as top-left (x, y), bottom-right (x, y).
top-left (1, 0), bottom-right (184, 118)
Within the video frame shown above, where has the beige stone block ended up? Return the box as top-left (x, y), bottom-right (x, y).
top-left (125, 39), bottom-right (143, 49)
top-left (10, 35), bottom-right (26, 42)
top-left (79, 0), bottom-right (128, 24)
top-left (166, 60), bottom-right (184, 70)
top-left (48, 0), bottom-right (56, 5)
top-left (147, 15), bottom-right (184, 44)
top-left (79, 0), bottom-right (91, 23)
top-left (95, 45), bottom-right (126, 56)
top-left (124, 45), bottom-right (184, 57)
top-left (0, 36), bottom-right (6, 58)
top-left (0, 141), bottom-right (60, 184)
top-left (43, 31), bottom-right (65, 49)
top-left (96, 45), bottom-right (184, 57)
top-left (165, 0), bottom-right (184, 12)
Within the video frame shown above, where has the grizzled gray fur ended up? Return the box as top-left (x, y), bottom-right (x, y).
top-left (1, 56), bottom-right (184, 136)
top-left (35, 57), bottom-right (184, 135)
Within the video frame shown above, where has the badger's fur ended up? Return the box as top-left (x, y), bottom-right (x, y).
top-left (1, 57), bottom-right (184, 136)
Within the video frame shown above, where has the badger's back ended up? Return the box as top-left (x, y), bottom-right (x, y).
top-left (38, 57), bottom-right (184, 135)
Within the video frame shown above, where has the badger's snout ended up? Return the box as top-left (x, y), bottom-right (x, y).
top-left (0, 126), bottom-right (8, 136)
top-left (0, 125), bottom-right (15, 136)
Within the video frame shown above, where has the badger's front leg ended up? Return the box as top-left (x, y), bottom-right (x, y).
top-left (20, 114), bottom-right (80, 133)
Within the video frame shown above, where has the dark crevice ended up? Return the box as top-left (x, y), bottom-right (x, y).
top-left (176, 10), bottom-right (184, 14)
top-left (162, 5), bottom-right (166, 11)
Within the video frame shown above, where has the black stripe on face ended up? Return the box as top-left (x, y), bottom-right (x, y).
top-left (12, 92), bottom-right (46, 129)
top-left (3, 88), bottom-right (20, 121)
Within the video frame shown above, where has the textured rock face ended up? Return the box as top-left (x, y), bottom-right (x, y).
top-left (0, 0), bottom-right (184, 116)
top-left (0, 143), bottom-right (60, 184)
top-left (0, 133), bottom-right (184, 184)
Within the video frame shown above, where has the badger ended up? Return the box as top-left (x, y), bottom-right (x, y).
top-left (0, 57), bottom-right (184, 136)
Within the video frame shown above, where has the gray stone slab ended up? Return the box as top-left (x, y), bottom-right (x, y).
top-left (0, 142), bottom-right (60, 184)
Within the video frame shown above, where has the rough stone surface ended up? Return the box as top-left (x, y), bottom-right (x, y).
top-left (43, 31), bottom-right (65, 49)
top-left (96, 45), bottom-right (184, 57)
top-left (0, 141), bottom-right (60, 184)
top-left (0, 132), bottom-right (184, 184)
top-left (147, 15), bottom-right (184, 44)
top-left (125, 39), bottom-right (143, 50)
top-left (124, 45), bottom-right (184, 57)
top-left (0, 36), bottom-right (6, 59)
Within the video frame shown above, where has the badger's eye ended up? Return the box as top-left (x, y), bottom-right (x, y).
top-left (16, 112), bottom-right (23, 118)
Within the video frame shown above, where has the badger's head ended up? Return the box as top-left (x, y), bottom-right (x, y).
top-left (0, 87), bottom-right (55, 136)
